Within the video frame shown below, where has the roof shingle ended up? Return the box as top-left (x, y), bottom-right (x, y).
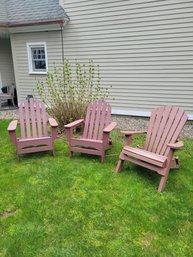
top-left (0, 0), bottom-right (69, 26)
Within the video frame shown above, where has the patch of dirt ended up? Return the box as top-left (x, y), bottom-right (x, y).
top-left (0, 209), bottom-right (16, 219)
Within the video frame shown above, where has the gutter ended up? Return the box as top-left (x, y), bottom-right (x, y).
top-left (0, 17), bottom-right (69, 29)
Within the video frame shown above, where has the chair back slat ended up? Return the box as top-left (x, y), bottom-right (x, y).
top-left (83, 100), bottom-right (111, 140)
top-left (24, 100), bottom-right (31, 138)
top-left (88, 101), bottom-right (97, 139)
top-left (41, 103), bottom-right (48, 137)
top-left (144, 109), bottom-right (157, 150)
top-left (93, 99), bottom-right (103, 139)
top-left (152, 106), bottom-right (172, 153)
top-left (19, 102), bottom-right (26, 139)
top-left (154, 106), bottom-right (178, 154)
top-left (18, 99), bottom-right (48, 139)
top-left (83, 103), bottom-right (92, 138)
top-left (105, 104), bottom-right (111, 127)
top-left (161, 110), bottom-right (187, 156)
top-left (144, 106), bottom-right (188, 156)
top-left (36, 101), bottom-right (43, 138)
top-left (97, 101), bottom-right (107, 140)
top-left (145, 106), bottom-right (165, 152)
top-left (29, 98), bottom-right (37, 138)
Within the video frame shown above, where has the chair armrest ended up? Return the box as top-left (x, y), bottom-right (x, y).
top-left (121, 131), bottom-right (146, 146)
top-left (64, 119), bottom-right (84, 129)
top-left (7, 120), bottom-right (18, 144)
top-left (121, 131), bottom-right (147, 135)
top-left (7, 120), bottom-right (18, 131)
top-left (48, 118), bottom-right (58, 127)
top-left (103, 122), bottom-right (117, 133)
top-left (167, 141), bottom-right (184, 149)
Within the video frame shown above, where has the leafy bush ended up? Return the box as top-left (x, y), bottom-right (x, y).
top-left (36, 59), bottom-right (111, 132)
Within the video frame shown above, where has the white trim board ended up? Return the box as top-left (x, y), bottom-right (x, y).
top-left (27, 42), bottom-right (48, 75)
top-left (9, 22), bottom-right (68, 34)
top-left (112, 108), bottom-right (193, 121)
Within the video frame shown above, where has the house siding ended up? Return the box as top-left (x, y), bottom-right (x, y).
top-left (62, 0), bottom-right (193, 116)
top-left (10, 31), bottom-right (63, 102)
top-left (10, 0), bottom-right (193, 117)
top-left (0, 1), bottom-right (7, 23)
top-left (0, 39), bottom-right (15, 87)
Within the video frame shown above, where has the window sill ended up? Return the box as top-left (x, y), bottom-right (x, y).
top-left (29, 71), bottom-right (48, 75)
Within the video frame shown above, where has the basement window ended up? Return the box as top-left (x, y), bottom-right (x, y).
top-left (27, 42), bottom-right (48, 74)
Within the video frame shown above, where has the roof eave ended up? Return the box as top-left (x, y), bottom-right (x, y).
top-left (0, 17), bottom-right (69, 29)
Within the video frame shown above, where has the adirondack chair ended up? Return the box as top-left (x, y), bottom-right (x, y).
top-left (65, 100), bottom-right (117, 162)
top-left (115, 106), bottom-right (188, 192)
top-left (8, 98), bottom-right (58, 158)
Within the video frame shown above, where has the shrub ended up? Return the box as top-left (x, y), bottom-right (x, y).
top-left (36, 59), bottom-right (111, 132)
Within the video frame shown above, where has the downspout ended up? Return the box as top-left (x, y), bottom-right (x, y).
top-left (60, 24), bottom-right (65, 83)
top-left (60, 24), bottom-right (65, 68)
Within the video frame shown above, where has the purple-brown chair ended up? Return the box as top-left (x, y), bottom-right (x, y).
top-left (65, 100), bottom-right (117, 162)
top-left (8, 98), bottom-right (58, 158)
top-left (115, 106), bottom-right (188, 192)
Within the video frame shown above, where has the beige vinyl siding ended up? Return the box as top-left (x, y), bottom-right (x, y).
top-left (62, 0), bottom-right (193, 116)
top-left (0, 39), bottom-right (15, 87)
top-left (0, 2), bottom-right (7, 23)
top-left (10, 31), bottom-right (63, 102)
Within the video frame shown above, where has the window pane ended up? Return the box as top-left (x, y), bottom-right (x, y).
top-left (30, 45), bottom-right (47, 72)
top-left (34, 60), bottom-right (46, 70)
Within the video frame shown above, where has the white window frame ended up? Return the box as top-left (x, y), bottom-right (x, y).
top-left (27, 42), bottom-right (48, 75)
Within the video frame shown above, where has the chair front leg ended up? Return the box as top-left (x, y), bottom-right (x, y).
top-left (158, 153), bottom-right (173, 192)
top-left (103, 132), bottom-right (109, 149)
top-left (51, 126), bottom-right (58, 141)
top-left (125, 135), bottom-right (132, 145)
top-left (115, 151), bottom-right (125, 172)
top-left (9, 130), bottom-right (17, 145)
top-left (65, 127), bottom-right (73, 142)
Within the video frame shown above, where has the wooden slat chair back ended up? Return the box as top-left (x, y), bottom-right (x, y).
top-left (8, 98), bottom-right (58, 158)
top-left (19, 99), bottom-right (48, 139)
top-left (115, 105), bottom-right (188, 192)
top-left (83, 100), bottom-right (111, 140)
top-left (65, 99), bottom-right (117, 162)
top-left (144, 106), bottom-right (188, 156)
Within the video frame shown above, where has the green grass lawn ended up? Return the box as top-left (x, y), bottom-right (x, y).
top-left (0, 119), bottom-right (193, 257)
